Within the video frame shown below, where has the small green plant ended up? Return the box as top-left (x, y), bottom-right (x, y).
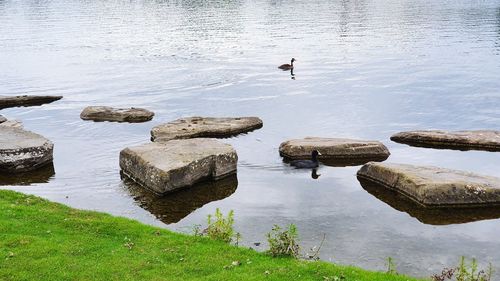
top-left (431, 256), bottom-right (494, 281)
top-left (386, 257), bottom-right (397, 275)
top-left (205, 208), bottom-right (236, 243)
top-left (266, 224), bottom-right (300, 258)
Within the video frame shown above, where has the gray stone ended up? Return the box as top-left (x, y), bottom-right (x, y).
top-left (151, 117), bottom-right (263, 142)
top-left (0, 115), bottom-right (6, 124)
top-left (360, 178), bottom-right (500, 225)
top-left (357, 162), bottom-right (500, 207)
top-left (0, 95), bottom-right (62, 109)
top-left (279, 137), bottom-right (390, 166)
top-left (80, 106), bottom-right (154, 123)
top-left (391, 130), bottom-right (500, 152)
top-left (0, 126), bottom-right (54, 173)
top-left (120, 138), bottom-right (237, 194)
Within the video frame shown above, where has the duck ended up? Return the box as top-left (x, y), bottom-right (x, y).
top-left (278, 58), bottom-right (296, 70)
top-left (290, 150), bottom-right (321, 168)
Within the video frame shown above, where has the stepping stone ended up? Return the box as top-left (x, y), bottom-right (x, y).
top-left (391, 130), bottom-right (500, 152)
top-left (122, 174), bottom-right (237, 224)
top-left (120, 138), bottom-right (237, 194)
top-left (151, 116), bottom-right (263, 142)
top-left (359, 178), bottom-right (500, 225)
top-left (0, 95), bottom-right (62, 109)
top-left (80, 106), bottom-right (154, 123)
top-left (0, 115), bottom-right (6, 124)
top-left (0, 126), bottom-right (54, 173)
top-left (279, 137), bottom-right (390, 166)
top-left (357, 162), bottom-right (500, 207)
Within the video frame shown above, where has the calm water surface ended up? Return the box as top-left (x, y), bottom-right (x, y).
top-left (1, 0), bottom-right (500, 278)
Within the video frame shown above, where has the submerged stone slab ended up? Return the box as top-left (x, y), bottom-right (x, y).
top-left (151, 117), bottom-right (263, 142)
top-left (359, 178), bottom-right (500, 225)
top-left (279, 137), bottom-right (390, 166)
top-left (0, 126), bottom-right (54, 173)
top-left (357, 162), bottom-right (500, 207)
top-left (391, 130), bottom-right (500, 152)
top-left (80, 106), bottom-right (154, 123)
top-left (0, 120), bottom-right (23, 128)
top-left (120, 138), bottom-right (237, 194)
top-left (0, 95), bottom-right (62, 109)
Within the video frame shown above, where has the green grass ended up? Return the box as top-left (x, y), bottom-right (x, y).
top-left (0, 190), bottom-right (424, 281)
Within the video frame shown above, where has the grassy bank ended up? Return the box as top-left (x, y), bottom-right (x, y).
top-left (0, 190), bottom-right (422, 281)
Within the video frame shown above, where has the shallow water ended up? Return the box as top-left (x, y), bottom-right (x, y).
top-left (1, 0), bottom-right (500, 278)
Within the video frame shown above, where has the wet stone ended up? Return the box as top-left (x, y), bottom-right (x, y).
top-left (357, 162), bottom-right (500, 207)
top-left (151, 116), bottom-right (263, 142)
top-left (279, 137), bottom-right (390, 165)
top-left (119, 138), bottom-right (238, 194)
top-left (0, 126), bottom-right (54, 173)
top-left (391, 130), bottom-right (500, 152)
top-left (0, 115), bottom-right (6, 124)
top-left (0, 95), bottom-right (62, 109)
top-left (80, 106), bottom-right (154, 123)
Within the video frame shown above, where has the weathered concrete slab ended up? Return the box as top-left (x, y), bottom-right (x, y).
top-left (120, 138), bottom-right (238, 194)
top-left (0, 95), bottom-right (62, 109)
top-left (151, 117), bottom-right (263, 142)
top-left (279, 137), bottom-right (390, 166)
top-left (0, 126), bottom-right (54, 173)
top-left (80, 106), bottom-right (154, 123)
top-left (357, 162), bottom-right (500, 207)
top-left (122, 173), bottom-right (237, 224)
top-left (359, 178), bottom-right (500, 225)
top-left (0, 115), bottom-right (6, 124)
top-left (391, 130), bottom-right (500, 152)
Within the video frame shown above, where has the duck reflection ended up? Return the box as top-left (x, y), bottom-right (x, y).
top-left (358, 178), bottom-right (500, 225)
top-left (290, 68), bottom-right (295, 80)
top-left (311, 168), bottom-right (321, 179)
top-left (121, 173), bottom-right (238, 224)
top-left (0, 163), bottom-right (55, 185)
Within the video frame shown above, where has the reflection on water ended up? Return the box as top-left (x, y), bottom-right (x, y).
top-left (283, 156), bottom-right (389, 167)
top-left (1, 0), bottom-right (500, 278)
top-left (359, 178), bottom-right (500, 225)
top-left (122, 174), bottom-right (238, 224)
top-left (0, 164), bottom-right (55, 186)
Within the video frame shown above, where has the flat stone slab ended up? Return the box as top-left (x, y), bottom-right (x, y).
top-left (279, 137), bottom-right (390, 165)
top-left (391, 130), bottom-right (500, 152)
top-left (359, 178), bottom-right (500, 225)
top-left (0, 126), bottom-right (54, 173)
top-left (151, 117), bottom-right (263, 142)
top-left (357, 162), bottom-right (500, 207)
top-left (0, 95), bottom-right (62, 109)
top-left (80, 106), bottom-right (154, 123)
top-left (0, 115), bottom-right (6, 124)
top-left (120, 138), bottom-right (237, 194)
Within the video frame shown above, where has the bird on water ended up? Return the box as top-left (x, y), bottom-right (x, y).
top-left (278, 58), bottom-right (296, 70)
top-left (290, 150), bottom-right (321, 168)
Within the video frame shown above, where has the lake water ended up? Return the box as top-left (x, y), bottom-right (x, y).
top-left (1, 0), bottom-right (500, 278)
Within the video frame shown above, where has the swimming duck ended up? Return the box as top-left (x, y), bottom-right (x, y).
top-left (290, 150), bottom-right (321, 168)
top-left (278, 58), bottom-right (296, 70)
